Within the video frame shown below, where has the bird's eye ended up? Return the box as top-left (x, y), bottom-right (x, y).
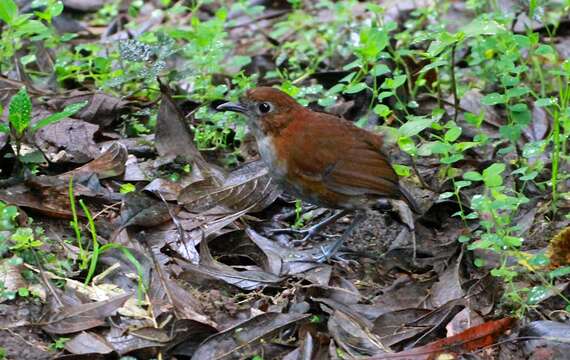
top-left (258, 102), bottom-right (272, 114)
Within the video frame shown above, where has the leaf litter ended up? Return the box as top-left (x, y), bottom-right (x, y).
top-left (0, 1), bottom-right (568, 359)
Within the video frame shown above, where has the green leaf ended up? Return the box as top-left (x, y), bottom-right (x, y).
top-left (439, 192), bottom-right (454, 199)
top-left (464, 112), bottom-right (484, 128)
top-left (513, 35), bottom-right (530, 48)
top-left (474, 258), bottom-right (485, 267)
top-left (8, 87), bottom-right (32, 137)
top-left (343, 59), bottom-right (361, 71)
top-left (461, 19), bottom-right (505, 38)
top-left (536, 44), bottom-right (554, 56)
top-left (399, 117), bottom-right (434, 137)
top-left (482, 163), bottom-right (505, 187)
top-left (397, 136), bottom-right (417, 155)
top-left (0, 0), bottom-right (18, 25)
top-left (444, 126), bottom-right (462, 142)
top-left (527, 286), bottom-right (549, 305)
top-left (344, 82), bottom-right (368, 94)
top-left (503, 236), bottom-right (522, 247)
top-left (535, 97), bottom-right (556, 107)
top-left (506, 86), bottom-right (529, 99)
top-left (382, 75), bottom-right (407, 90)
top-left (17, 19), bottom-right (48, 35)
top-left (372, 64), bottom-right (390, 76)
top-left (426, 32), bottom-right (456, 57)
top-left (529, 253), bottom-right (550, 267)
top-left (458, 235), bottom-right (470, 243)
top-left (373, 104), bottom-right (391, 118)
top-left (510, 107), bottom-right (531, 126)
top-left (392, 164), bottom-right (411, 177)
top-left (549, 266), bottom-right (570, 279)
top-left (522, 140), bottom-right (546, 158)
top-left (455, 180), bottom-right (472, 188)
top-left (481, 93), bottom-right (506, 105)
top-left (19, 150), bottom-right (46, 164)
top-left (499, 124), bottom-right (522, 143)
top-left (463, 171), bottom-right (483, 181)
top-left (32, 100), bottom-right (88, 133)
top-left (441, 153), bottom-right (463, 164)
top-left (358, 26), bottom-right (388, 60)
top-left (430, 141), bottom-right (451, 154)
top-left (120, 183), bottom-right (136, 194)
top-left (465, 212), bottom-right (478, 219)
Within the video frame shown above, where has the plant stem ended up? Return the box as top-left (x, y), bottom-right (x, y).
top-left (450, 43), bottom-right (459, 124)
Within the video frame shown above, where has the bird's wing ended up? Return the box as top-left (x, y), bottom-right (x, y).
top-left (283, 114), bottom-right (400, 198)
top-left (323, 144), bottom-right (399, 197)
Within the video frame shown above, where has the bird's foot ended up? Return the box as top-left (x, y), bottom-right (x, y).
top-left (313, 236), bottom-right (346, 263)
top-left (269, 210), bottom-right (349, 244)
top-left (312, 210), bottom-right (368, 264)
top-left (268, 226), bottom-right (318, 243)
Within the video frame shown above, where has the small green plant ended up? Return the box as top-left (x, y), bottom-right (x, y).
top-left (460, 162), bottom-right (570, 316)
top-left (309, 314), bottom-right (323, 323)
top-left (0, 0), bottom-right (64, 71)
top-left (120, 183), bottom-right (136, 194)
top-left (2, 87), bottom-right (86, 170)
top-left (68, 179), bottom-right (147, 296)
top-left (0, 202), bottom-right (18, 257)
top-left (49, 337), bottom-right (70, 351)
top-left (292, 200), bottom-right (304, 229)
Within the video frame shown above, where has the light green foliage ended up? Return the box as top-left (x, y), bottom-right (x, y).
top-left (120, 183), bottom-right (137, 194)
top-left (6, 87), bottom-right (87, 137)
top-left (0, 0), bottom-right (62, 69)
top-left (4, 87), bottom-right (86, 168)
top-left (8, 87), bottom-right (32, 137)
top-left (49, 337), bottom-right (70, 351)
top-left (292, 200), bottom-right (304, 229)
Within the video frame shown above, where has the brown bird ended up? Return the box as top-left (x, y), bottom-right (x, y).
top-left (218, 87), bottom-right (419, 261)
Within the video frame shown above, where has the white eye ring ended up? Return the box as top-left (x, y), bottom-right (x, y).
top-left (258, 102), bottom-right (273, 114)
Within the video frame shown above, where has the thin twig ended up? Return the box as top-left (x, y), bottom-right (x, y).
top-left (31, 248), bottom-right (64, 308)
top-left (450, 43), bottom-right (459, 123)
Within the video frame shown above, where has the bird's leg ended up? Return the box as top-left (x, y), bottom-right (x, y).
top-left (314, 210), bottom-right (367, 263)
top-left (270, 209), bottom-right (349, 244)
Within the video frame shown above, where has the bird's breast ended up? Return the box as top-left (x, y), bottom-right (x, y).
top-left (255, 133), bottom-right (288, 180)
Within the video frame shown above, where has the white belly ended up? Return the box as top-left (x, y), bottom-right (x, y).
top-left (255, 134), bottom-right (287, 180)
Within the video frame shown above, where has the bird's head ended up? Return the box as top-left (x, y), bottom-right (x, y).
top-left (217, 87), bottom-right (303, 135)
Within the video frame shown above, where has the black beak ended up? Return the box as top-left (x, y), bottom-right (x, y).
top-left (216, 102), bottom-right (247, 113)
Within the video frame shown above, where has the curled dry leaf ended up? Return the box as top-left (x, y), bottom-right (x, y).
top-left (190, 312), bottom-right (310, 360)
top-left (156, 81), bottom-right (223, 182)
top-left (33, 118), bottom-right (100, 164)
top-left (245, 227), bottom-right (331, 280)
top-left (41, 293), bottom-right (132, 334)
top-left (0, 174), bottom-right (105, 218)
top-left (179, 231), bottom-right (283, 290)
top-left (519, 320), bottom-right (570, 359)
top-left (0, 258), bottom-right (27, 299)
top-left (119, 192), bottom-right (180, 229)
top-left (179, 160), bottom-right (282, 213)
top-left (60, 142), bottom-right (128, 180)
top-left (373, 298), bottom-right (465, 349)
top-left (64, 331), bottom-right (114, 355)
top-left (368, 317), bottom-right (515, 359)
top-left (328, 310), bottom-right (387, 357)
